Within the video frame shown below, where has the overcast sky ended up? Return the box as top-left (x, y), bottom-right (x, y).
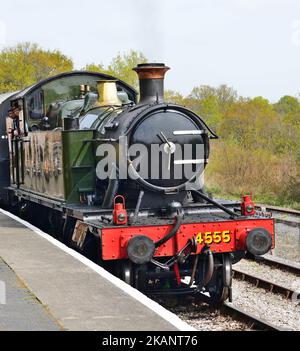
top-left (1, 0), bottom-right (300, 101)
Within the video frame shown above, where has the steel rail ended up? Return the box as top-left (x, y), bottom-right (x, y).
top-left (220, 303), bottom-right (285, 331)
top-left (274, 218), bottom-right (300, 227)
top-left (196, 293), bottom-right (285, 330)
top-left (253, 255), bottom-right (300, 276)
top-left (197, 293), bottom-right (286, 330)
top-left (255, 205), bottom-right (300, 216)
top-left (156, 290), bottom-right (285, 331)
top-left (232, 267), bottom-right (299, 299)
top-left (255, 204), bottom-right (300, 227)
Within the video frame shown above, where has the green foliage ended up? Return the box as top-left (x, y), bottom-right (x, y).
top-left (205, 94), bottom-right (300, 207)
top-left (83, 63), bottom-right (105, 73)
top-left (274, 95), bottom-right (300, 114)
top-left (0, 42), bottom-right (73, 93)
top-left (83, 50), bottom-right (147, 90)
top-left (185, 85), bottom-right (238, 131)
top-left (219, 97), bottom-right (279, 149)
top-left (164, 90), bottom-right (185, 105)
top-left (188, 84), bottom-right (237, 112)
top-left (0, 42), bottom-right (299, 208)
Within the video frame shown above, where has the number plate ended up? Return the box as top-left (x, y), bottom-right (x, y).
top-left (195, 230), bottom-right (232, 245)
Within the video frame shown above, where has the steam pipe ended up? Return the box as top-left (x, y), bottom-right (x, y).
top-left (155, 213), bottom-right (183, 248)
top-left (102, 163), bottom-right (119, 209)
top-left (192, 190), bottom-right (238, 218)
top-left (189, 255), bottom-right (199, 287)
top-left (132, 190), bottom-right (145, 223)
top-left (202, 247), bottom-right (214, 287)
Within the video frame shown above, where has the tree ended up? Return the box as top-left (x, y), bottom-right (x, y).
top-left (185, 85), bottom-right (237, 131)
top-left (0, 42), bottom-right (73, 93)
top-left (83, 63), bottom-right (105, 73)
top-left (83, 50), bottom-right (147, 90)
top-left (189, 85), bottom-right (216, 101)
top-left (164, 90), bottom-right (185, 105)
top-left (274, 95), bottom-right (300, 114)
top-left (219, 96), bottom-right (279, 150)
top-left (189, 84), bottom-right (237, 112)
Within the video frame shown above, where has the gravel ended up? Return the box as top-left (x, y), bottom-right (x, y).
top-left (232, 279), bottom-right (300, 330)
top-left (169, 302), bottom-right (250, 331)
top-left (161, 258), bottom-right (300, 331)
top-left (272, 212), bottom-right (300, 224)
top-left (234, 259), bottom-right (300, 291)
top-left (273, 223), bottom-right (300, 263)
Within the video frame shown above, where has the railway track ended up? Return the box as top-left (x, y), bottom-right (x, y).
top-left (253, 254), bottom-right (300, 275)
top-left (195, 292), bottom-right (284, 330)
top-left (255, 205), bottom-right (300, 216)
top-left (220, 303), bottom-right (285, 331)
top-left (177, 251), bottom-right (300, 331)
top-left (228, 254), bottom-right (300, 330)
top-left (255, 205), bottom-right (300, 227)
top-left (233, 253), bottom-right (300, 303)
top-left (156, 290), bottom-right (284, 331)
top-left (232, 267), bottom-right (299, 299)
top-left (154, 252), bottom-right (300, 331)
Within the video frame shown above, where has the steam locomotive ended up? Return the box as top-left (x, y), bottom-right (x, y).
top-left (0, 63), bottom-right (275, 304)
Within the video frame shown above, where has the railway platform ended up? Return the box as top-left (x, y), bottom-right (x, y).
top-left (0, 209), bottom-right (191, 331)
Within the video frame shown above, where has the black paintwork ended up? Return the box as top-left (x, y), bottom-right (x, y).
top-left (94, 102), bottom-right (212, 209)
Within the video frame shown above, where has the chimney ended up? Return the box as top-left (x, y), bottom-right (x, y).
top-left (133, 63), bottom-right (170, 104)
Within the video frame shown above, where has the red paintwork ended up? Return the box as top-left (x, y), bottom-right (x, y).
top-left (241, 194), bottom-right (256, 216)
top-left (113, 195), bottom-right (128, 225)
top-left (101, 218), bottom-right (275, 261)
top-left (174, 263), bottom-right (181, 286)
